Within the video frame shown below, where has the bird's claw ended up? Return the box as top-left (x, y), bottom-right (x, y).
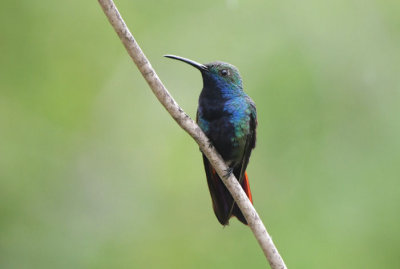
top-left (208, 140), bottom-right (214, 148)
top-left (224, 167), bottom-right (233, 178)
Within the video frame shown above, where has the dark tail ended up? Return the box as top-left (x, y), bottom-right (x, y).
top-left (202, 155), bottom-right (253, 225)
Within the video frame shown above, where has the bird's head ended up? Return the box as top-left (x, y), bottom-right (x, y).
top-left (164, 55), bottom-right (243, 91)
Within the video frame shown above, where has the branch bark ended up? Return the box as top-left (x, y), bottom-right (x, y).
top-left (97, 1), bottom-right (287, 268)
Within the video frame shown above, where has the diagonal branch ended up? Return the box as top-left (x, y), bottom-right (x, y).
top-left (97, 1), bottom-right (287, 268)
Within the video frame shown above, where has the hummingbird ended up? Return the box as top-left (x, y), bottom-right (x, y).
top-left (165, 55), bottom-right (257, 225)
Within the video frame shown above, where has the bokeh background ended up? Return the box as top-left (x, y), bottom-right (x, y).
top-left (1, 0), bottom-right (400, 268)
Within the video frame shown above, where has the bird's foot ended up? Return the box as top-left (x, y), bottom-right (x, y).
top-left (208, 140), bottom-right (214, 148)
top-left (224, 167), bottom-right (233, 178)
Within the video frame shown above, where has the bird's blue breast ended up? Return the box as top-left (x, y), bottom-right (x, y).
top-left (210, 78), bottom-right (251, 138)
top-left (223, 96), bottom-right (251, 142)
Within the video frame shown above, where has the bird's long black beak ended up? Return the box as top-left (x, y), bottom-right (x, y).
top-left (164, 54), bottom-right (208, 72)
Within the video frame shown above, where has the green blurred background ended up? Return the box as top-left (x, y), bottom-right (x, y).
top-left (1, 0), bottom-right (400, 268)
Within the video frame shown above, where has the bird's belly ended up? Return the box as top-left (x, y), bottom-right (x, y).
top-left (206, 117), bottom-right (247, 165)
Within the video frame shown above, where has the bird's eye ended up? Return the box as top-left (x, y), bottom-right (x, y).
top-left (220, 69), bottom-right (229, 77)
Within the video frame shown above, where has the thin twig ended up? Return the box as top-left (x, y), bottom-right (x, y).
top-left (97, 1), bottom-right (287, 268)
